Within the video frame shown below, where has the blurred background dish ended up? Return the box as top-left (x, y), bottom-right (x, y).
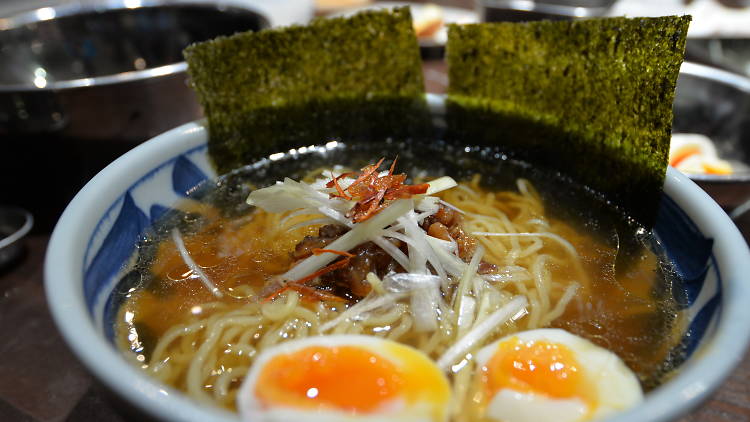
top-left (478, 0), bottom-right (616, 21)
top-left (686, 38), bottom-right (750, 77)
top-left (315, 0), bottom-right (375, 14)
top-left (672, 62), bottom-right (750, 210)
top-left (0, 206), bottom-right (33, 270)
top-left (0, 0), bottom-right (282, 233)
top-left (329, 2), bottom-right (477, 57)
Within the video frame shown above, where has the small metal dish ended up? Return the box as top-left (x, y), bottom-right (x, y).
top-left (0, 207), bottom-right (33, 268)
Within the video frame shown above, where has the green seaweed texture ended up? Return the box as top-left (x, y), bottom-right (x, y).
top-left (184, 7), bottom-right (427, 174)
top-left (446, 16), bottom-right (691, 224)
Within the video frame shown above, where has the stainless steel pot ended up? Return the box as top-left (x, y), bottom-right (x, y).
top-left (0, 0), bottom-right (270, 232)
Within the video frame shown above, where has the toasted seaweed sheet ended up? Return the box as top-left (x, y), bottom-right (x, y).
top-left (184, 7), bottom-right (428, 174)
top-left (446, 16), bottom-right (691, 225)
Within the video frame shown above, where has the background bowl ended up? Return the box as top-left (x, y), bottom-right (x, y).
top-left (44, 95), bottom-right (750, 422)
top-left (0, 206), bottom-right (33, 269)
top-left (0, 0), bottom-right (272, 233)
top-left (673, 62), bottom-right (750, 211)
top-left (686, 38), bottom-right (750, 77)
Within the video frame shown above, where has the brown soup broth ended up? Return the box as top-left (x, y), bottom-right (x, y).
top-left (111, 138), bottom-right (686, 395)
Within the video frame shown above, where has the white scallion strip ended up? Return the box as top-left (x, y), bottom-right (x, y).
top-left (438, 199), bottom-right (466, 214)
top-left (317, 206), bottom-right (352, 227)
top-left (437, 295), bottom-right (528, 371)
top-left (387, 207), bottom-right (438, 232)
top-left (307, 178), bottom-right (332, 192)
top-left (401, 226), bottom-right (427, 275)
top-left (457, 295), bottom-right (476, 337)
top-left (472, 232), bottom-right (579, 258)
top-left (382, 273), bottom-right (442, 293)
top-left (171, 228), bottom-right (222, 298)
top-left (425, 176), bottom-right (457, 195)
top-left (382, 273), bottom-right (443, 332)
top-left (319, 292), bottom-right (405, 332)
top-left (415, 195), bottom-right (440, 213)
top-left (398, 211), bottom-right (448, 282)
top-left (411, 281), bottom-right (441, 332)
top-left (366, 272), bottom-right (386, 295)
top-left (380, 229), bottom-right (418, 249)
top-left (246, 178), bottom-right (327, 212)
top-left (425, 236), bottom-right (467, 278)
top-left (424, 235), bottom-right (457, 255)
top-left (281, 199), bottom-right (412, 282)
top-left (453, 245), bottom-right (485, 313)
top-left (372, 236), bottom-right (410, 270)
top-left (298, 178), bottom-right (345, 205)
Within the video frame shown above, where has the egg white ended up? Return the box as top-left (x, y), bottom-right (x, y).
top-left (237, 335), bottom-right (451, 422)
top-left (474, 328), bottom-right (643, 422)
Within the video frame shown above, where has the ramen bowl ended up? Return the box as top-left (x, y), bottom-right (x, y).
top-left (44, 95), bottom-right (750, 422)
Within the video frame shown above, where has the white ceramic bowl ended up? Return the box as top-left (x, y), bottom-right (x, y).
top-left (45, 96), bottom-right (750, 422)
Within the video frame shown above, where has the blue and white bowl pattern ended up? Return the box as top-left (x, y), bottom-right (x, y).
top-left (85, 144), bottom-right (215, 330)
top-left (653, 195), bottom-right (721, 357)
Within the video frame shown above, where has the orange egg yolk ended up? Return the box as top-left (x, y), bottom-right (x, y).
top-left (481, 338), bottom-right (593, 403)
top-left (255, 345), bottom-right (405, 414)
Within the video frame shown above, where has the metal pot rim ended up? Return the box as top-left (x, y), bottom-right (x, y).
top-left (676, 62), bottom-right (750, 183)
top-left (680, 61), bottom-right (750, 94)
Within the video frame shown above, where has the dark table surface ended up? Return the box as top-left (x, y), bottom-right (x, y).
top-left (1, 0), bottom-right (750, 418)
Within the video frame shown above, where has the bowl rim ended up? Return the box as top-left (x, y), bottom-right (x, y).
top-left (0, 0), bottom-right (271, 93)
top-left (45, 95), bottom-right (750, 422)
top-left (45, 119), bottom-right (235, 422)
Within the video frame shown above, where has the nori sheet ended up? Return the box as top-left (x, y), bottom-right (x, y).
top-left (446, 16), bottom-right (691, 225)
top-left (183, 7), bottom-right (429, 174)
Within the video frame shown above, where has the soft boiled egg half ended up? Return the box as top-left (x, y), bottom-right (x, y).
top-left (237, 335), bottom-right (452, 422)
top-left (473, 328), bottom-right (643, 422)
